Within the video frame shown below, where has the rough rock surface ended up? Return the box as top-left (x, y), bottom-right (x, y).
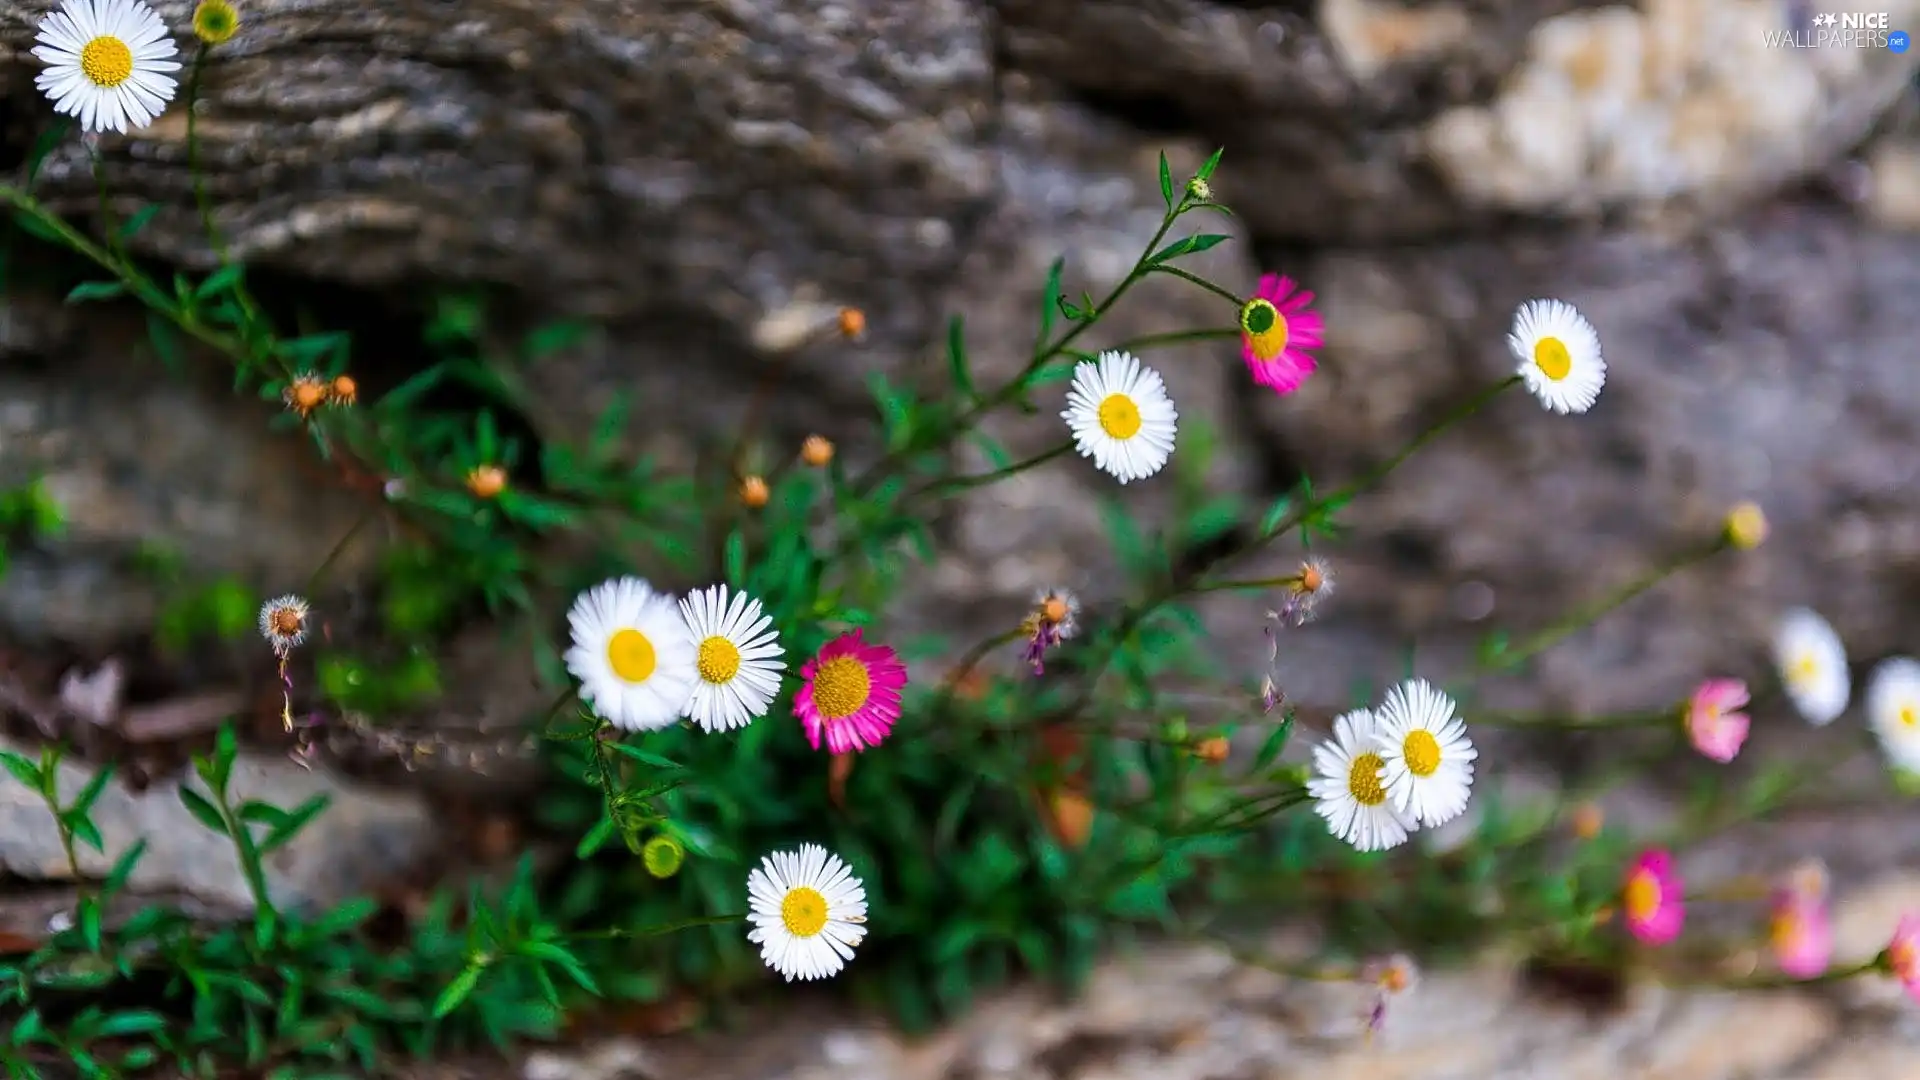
top-left (0, 733), bottom-right (437, 913)
top-left (0, 291), bottom-right (385, 649)
top-left (513, 867), bottom-right (1920, 1080)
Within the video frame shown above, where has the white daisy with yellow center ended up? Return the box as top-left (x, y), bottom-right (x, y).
top-left (32, 0), bottom-right (182, 135)
top-left (564, 576), bottom-right (698, 732)
top-left (677, 584), bottom-right (787, 733)
top-left (1508, 299), bottom-right (1605, 415)
top-left (1866, 657), bottom-right (1920, 774)
top-left (1062, 350), bottom-right (1178, 484)
top-left (1772, 608), bottom-right (1849, 726)
top-left (1373, 678), bottom-right (1477, 827)
top-left (1308, 708), bottom-right (1418, 851)
top-left (746, 843), bottom-right (868, 981)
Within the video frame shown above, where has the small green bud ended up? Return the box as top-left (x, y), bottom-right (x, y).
top-left (642, 835), bottom-right (685, 879)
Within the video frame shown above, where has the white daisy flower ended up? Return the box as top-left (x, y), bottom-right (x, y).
top-left (32, 0), bottom-right (182, 135)
top-left (1772, 608), bottom-right (1850, 726)
top-left (258, 595), bottom-right (310, 654)
top-left (678, 584), bottom-right (787, 733)
top-left (1061, 350), bottom-right (1178, 484)
top-left (1866, 657), bottom-right (1920, 774)
top-left (564, 576), bottom-right (698, 732)
top-left (746, 844), bottom-right (868, 981)
top-left (1374, 678), bottom-right (1478, 827)
top-left (1508, 299), bottom-right (1605, 415)
top-left (1308, 708), bottom-right (1418, 852)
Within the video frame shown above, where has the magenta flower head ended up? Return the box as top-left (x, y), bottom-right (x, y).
top-left (794, 630), bottom-right (907, 754)
top-left (1623, 849), bottom-right (1685, 946)
top-left (1888, 914), bottom-right (1920, 1005)
top-left (1685, 678), bottom-right (1752, 764)
top-left (1769, 860), bottom-right (1833, 979)
top-left (1238, 273), bottom-right (1325, 395)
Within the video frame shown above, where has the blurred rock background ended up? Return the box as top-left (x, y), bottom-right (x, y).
top-left (4, 0), bottom-right (1920, 1074)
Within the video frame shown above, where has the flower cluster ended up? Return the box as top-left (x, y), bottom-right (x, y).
top-left (1308, 679), bottom-right (1478, 852)
top-left (562, 575), bottom-right (905, 980)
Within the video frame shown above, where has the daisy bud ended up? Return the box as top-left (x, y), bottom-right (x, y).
top-left (1724, 501), bottom-right (1768, 551)
top-left (739, 474), bottom-right (770, 508)
top-left (192, 0), bottom-right (240, 44)
top-left (801, 435), bottom-right (835, 468)
top-left (465, 464), bottom-right (508, 499)
top-left (1185, 176), bottom-right (1213, 203)
top-left (1193, 736), bottom-right (1230, 764)
top-left (329, 374), bottom-right (358, 406)
top-left (641, 835), bottom-right (686, 879)
top-left (838, 307), bottom-right (866, 340)
top-left (283, 373), bottom-right (328, 418)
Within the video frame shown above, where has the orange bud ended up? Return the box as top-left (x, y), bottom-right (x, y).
top-left (1298, 562), bottom-right (1324, 594)
top-left (800, 435), bottom-right (835, 468)
top-left (1041, 596), bottom-right (1070, 624)
top-left (838, 307), bottom-right (866, 340)
top-left (1193, 736), bottom-right (1230, 764)
top-left (739, 475), bottom-right (770, 508)
top-left (284, 376), bottom-right (328, 417)
top-left (329, 374), bottom-right (359, 405)
top-left (1570, 802), bottom-right (1604, 841)
top-left (1046, 789), bottom-right (1094, 849)
top-left (465, 464), bottom-right (508, 499)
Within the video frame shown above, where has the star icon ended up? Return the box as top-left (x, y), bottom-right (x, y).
top-left (1818, 12), bottom-right (1838, 25)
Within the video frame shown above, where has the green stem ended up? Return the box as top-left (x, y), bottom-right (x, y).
top-left (846, 198), bottom-right (1196, 499)
top-left (904, 441), bottom-right (1073, 501)
top-left (1663, 956), bottom-right (1881, 991)
top-left (1469, 539), bottom-right (1724, 680)
top-left (185, 47), bottom-right (224, 261)
top-left (1105, 326), bottom-right (1241, 354)
top-left (302, 503), bottom-right (379, 597)
top-left (1146, 264), bottom-right (1245, 307)
top-left (569, 913), bottom-right (747, 941)
top-left (1472, 706), bottom-right (1680, 730)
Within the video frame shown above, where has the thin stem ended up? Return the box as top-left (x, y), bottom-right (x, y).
top-left (1470, 539), bottom-right (1724, 680)
top-left (303, 503), bottom-right (379, 597)
top-left (1146, 264), bottom-right (1244, 307)
top-left (1104, 326), bottom-right (1240, 354)
top-left (1472, 706), bottom-right (1680, 730)
top-left (568, 913), bottom-right (747, 941)
top-left (904, 441), bottom-right (1073, 501)
top-left (1662, 956), bottom-right (1881, 992)
top-left (185, 47), bottom-right (225, 261)
top-left (1192, 571), bottom-right (1305, 596)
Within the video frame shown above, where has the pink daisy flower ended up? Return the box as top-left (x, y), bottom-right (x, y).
top-left (1238, 273), bottom-right (1325, 395)
top-left (794, 630), bottom-right (907, 754)
top-left (1769, 861), bottom-right (1833, 979)
top-left (1622, 849), bottom-right (1684, 946)
top-left (1888, 914), bottom-right (1920, 1004)
top-left (1685, 678), bottom-right (1751, 764)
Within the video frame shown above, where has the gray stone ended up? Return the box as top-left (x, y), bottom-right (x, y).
top-left (0, 734), bottom-right (436, 913)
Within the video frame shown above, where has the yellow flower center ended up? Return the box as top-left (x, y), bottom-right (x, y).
top-left (811, 656), bottom-right (872, 720)
top-left (1346, 752), bottom-right (1387, 807)
top-left (80, 35), bottom-right (135, 88)
top-left (1900, 704), bottom-right (1918, 729)
top-left (1769, 909), bottom-right (1805, 953)
top-left (607, 628), bottom-right (657, 683)
top-left (1533, 336), bottom-right (1572, 381)
top-left (697, 636), bottom-right (742, 684)
top-left (1890, 939), bottom-right (1917, 980)
top-left (1624, 872), bottom-right (1661, 923)
top-left (1096, 393), bottom-right (1142, 440)
top-left (1402, 730), bottom-right (1442, 777)
top-left (780, 886), bottom-right (829, 937)
top-left (1788, 652), bottom-right (1819, 688)
top-left (1239, 298), bottom-right (1289, 362)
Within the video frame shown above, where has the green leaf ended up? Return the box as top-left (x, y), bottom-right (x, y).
top-left (724, 529), bottom-right (747, 588)
top-left (102, 838), bottom-right (147, 895)
top-left (78, 895), bottom-right (102, 952)
top-left (522, 319), bottom-right (589, 358)
top-left (177, 786), bottom-right (227, 834)
top-left (68, 816), bottom-right (104, 854)
top-left (1257, 495), bottom-right (1293, 538)
top-left (378, 363), bottom-right (449, 412)
top-left (1196, 147), bottom-right (1225, 181)
top-left (65, 280), bottom-right (127, 304)
top-left (94, 1009), bottom-right (166, 1038)
top-left (967, 431), bottom-right (1012, 471)
top-left (945, 315), bottom-right (975, 399)
top-left (66, 762), bottom-right (115, 820)
top-left (0, 751), bottom-right (41, 790)
top-left (117, 204), bottom-right (162, 240)
top-left (1157, 151), bottom-right (1174, 211)
top-left (1253, 715), bottom-right (1294, 770)
top-left (195, 264), bottom-right (245, 300)
top-left (602, 741), bottom-right (681, 771)
top-left (1146, 234), bottom-right (1231, 266)
top-left (24, 121), bottom-right (69, 185)
top-left (574, 816), bottom-right (617, 859)
top-left (260, 794), bottom-right (331, 852)
top-left (1036, 257), bottom-right (1065, 352)
top-left (432, 964), bottom-right (486, 1019)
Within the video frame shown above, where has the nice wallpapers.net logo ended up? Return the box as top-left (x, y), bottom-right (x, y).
top-left (1763, 11), bottom-right (1911, 49)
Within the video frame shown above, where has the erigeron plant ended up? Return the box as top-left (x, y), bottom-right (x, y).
top-left (1, 0), bottom-right (1919, 1073)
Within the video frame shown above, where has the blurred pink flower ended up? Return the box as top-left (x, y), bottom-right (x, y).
top-left (1685, 679), bottom-right (1751, 764)
top-left (1238, 274), bottom-right (1324, 395)
top-left (1888, 914), bottom-right (1920, 1004)
top-left (1769, 871), bottom-right (1833, 979)
top-left (1623, 849), bottom-right (1684, 946)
